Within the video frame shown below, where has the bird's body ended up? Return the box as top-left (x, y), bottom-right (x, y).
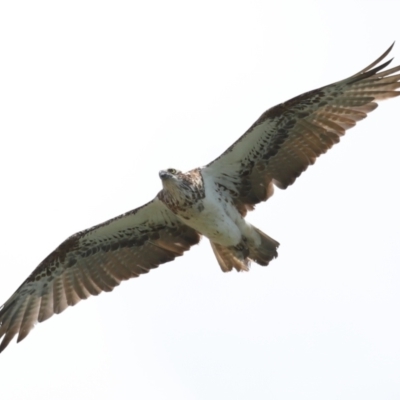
top-left (170, 177), bottom-right (244, 247)
top-left (1, 44), bottom-right (399, 352)
top-left (158, 167), bottom-right (278, 271)
top-left (159, 168), bottom-right (245, 245)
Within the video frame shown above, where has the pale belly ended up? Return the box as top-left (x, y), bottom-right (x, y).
top-left (163, 170), bottom-right (259, 247)
top-left (176, 196), bottom-right (244, 247)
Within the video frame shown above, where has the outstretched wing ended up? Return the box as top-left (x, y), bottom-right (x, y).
top-left (204, 44), bottom-right (400, 215)
top-left (0, 198), bottom-right (201, 352)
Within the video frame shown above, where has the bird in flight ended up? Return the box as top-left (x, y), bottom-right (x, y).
top-left (1, 45), bottom-right (399, 353)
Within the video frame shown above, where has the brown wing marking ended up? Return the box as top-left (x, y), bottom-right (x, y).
top-left (0, 199), bottom-right (201, 352)
top-left (205, 45), bottom-right (400, 215)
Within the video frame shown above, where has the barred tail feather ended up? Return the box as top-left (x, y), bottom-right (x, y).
top-left (249, 227), bottom-right (279, 266)
top-left (210, 242), bottom-right (250, 272)
top-left (210, 227), bottom-right (279, 273)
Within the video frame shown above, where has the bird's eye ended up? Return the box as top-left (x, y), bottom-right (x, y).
top-left (167, 168), bottom-right (177, 174)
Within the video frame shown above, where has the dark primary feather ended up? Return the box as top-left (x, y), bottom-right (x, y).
top-left (205, 44), bottom-right (400, 215)
top-left (0, 199), bottom-right (201, 352)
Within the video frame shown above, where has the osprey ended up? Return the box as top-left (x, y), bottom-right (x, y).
top-left (0, 45), bottom-right (399, 353)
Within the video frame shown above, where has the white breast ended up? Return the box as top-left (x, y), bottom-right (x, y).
top-left (177, 172), bottom-right (242, 246)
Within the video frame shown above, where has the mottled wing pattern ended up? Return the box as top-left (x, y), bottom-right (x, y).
top-left (204, 44), bottom-right (400, 215)
top-left (0, 198), bottom-right (201, 352)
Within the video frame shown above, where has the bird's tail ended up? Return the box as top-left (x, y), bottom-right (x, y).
top-left (210, 227), bottom-right (279, 272)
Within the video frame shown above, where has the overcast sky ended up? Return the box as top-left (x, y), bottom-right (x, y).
top-left (0, 1), bottom-right (399, 399)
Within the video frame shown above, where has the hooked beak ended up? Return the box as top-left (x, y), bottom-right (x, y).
top-left (159, 170), bottom-right (172, 180)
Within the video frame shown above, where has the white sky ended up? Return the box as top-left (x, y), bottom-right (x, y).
top-left (0, 1), bottom-right (399, 399)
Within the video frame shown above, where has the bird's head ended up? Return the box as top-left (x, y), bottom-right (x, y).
top-left (158, 168), bottom-right (189, 204)
top-left (158, 168), bottom-right (205, 210)
top-left (158, 168), bottom-right (182, 182)
top-left (159, 168), bottom-right (188, 195)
